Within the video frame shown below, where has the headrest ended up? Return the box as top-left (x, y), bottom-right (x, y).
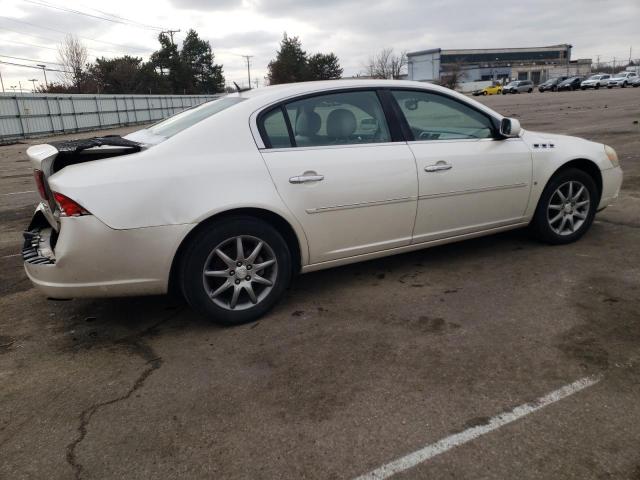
top-left (326, 109), bottom-right (356, 139)
top-left (295, 111), bottom-right (321, 137)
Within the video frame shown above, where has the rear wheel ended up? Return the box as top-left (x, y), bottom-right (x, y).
top-left (180, 217), bottom-right (292, 325)
top-left (528, 88), bottom-right (533, 93)
top-left (530, 168), bottom-right (598, 245)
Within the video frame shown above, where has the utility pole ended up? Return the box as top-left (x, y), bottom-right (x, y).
top-left (242, 55), bottom-right (253, 88)
top-left (0, 68), bottom-right (4, 93)
top-left (36, 64), bottom-right (48, 89)
top-left (254, 78), bottom-right (259, 89)
top-left (28, 78), bottom-right (38, 92)
top-left (162, 29), bottom-right (181, 46)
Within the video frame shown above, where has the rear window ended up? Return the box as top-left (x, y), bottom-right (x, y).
top-left (146, 96), bottom-right (245, 139)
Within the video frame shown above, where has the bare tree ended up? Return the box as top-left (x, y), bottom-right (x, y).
top-left (440, 63), bottom-right (465, 90)
top-left (57, 35), bottom-right (89, 92)
top-left (364, 48), bottom-right (407, 79)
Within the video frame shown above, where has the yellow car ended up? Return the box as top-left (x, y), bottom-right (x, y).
top-left (473, 84), bottom-right (503, 96)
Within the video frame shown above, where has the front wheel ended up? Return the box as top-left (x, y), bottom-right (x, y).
top-left (180, 217), bottom-right (292, 325)
top-left (530, 168), bottom-right (598, 245)
top-left (482, 91), bottom-right (488, 96)
top-left (528, 88), bottom-right (533, 93)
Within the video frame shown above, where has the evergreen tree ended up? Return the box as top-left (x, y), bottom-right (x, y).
top-left (150, 33), bottom-right (182, 93)
top-left (180, 29), bottom-right (225, 94)
top-left (267, 33), bottom-right (309, 84)
top-left (307, 53), bottom-right (343, 80)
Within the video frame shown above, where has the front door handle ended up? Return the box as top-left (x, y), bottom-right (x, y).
top-left (424, 162), bottom-right (452, 172)
top-left (289, 173), bottom-right (324, 184)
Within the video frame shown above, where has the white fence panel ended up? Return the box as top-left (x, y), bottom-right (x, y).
top-left (0, 93), bottom-right (221, 143)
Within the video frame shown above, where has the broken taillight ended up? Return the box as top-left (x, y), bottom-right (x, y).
top-left (53, 192), bottom-right (90, 217)
top-left (34, 169), bottom-right (47, 200)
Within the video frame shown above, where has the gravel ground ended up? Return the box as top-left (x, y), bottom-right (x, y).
top-left (1, 89), bottom-right (639, 480)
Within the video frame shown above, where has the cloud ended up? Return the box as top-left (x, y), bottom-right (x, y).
top-left (1, 0), bottom-right (638, 88)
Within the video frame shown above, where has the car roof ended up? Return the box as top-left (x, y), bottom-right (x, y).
top-left (229, 79), bottom-right (452, 105)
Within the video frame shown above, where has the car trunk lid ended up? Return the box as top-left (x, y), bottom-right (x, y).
top-left (26, 135), bottom-right (142, 228)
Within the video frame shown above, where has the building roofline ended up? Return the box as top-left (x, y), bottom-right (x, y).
top-left (407, 48), bottom-right (441, 57)
top-left (408, 44), bottom-right (573, 58)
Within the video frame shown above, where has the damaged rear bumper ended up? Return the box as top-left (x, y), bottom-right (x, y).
top-left (23, 203), bottom-right (194, 299)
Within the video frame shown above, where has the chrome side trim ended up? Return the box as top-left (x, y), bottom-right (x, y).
top-left (305, 196), bottom-right (414, 214)
top-left (418, 183), bottom-right (528, 200)
top-left (301, 221), bottom-right (530, 273)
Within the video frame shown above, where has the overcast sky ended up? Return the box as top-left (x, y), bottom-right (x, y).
top-left (0, 0), bottom-right (638, 92)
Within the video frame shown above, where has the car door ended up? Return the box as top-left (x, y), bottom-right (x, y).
top-left (257, 89), bottom-right (418, 264)
top-left (388, 89), bottom-right (532, 244)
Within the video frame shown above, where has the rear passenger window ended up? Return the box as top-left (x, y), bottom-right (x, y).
top-left (262, 108), bottom-right (292, 148)
top-left (259, 90), bottom-right (391, 148)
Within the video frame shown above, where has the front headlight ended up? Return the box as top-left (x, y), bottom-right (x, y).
top-left (604, 145), bottom-right (619, 167)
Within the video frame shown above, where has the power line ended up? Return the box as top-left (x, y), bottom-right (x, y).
top-left (0, 59), bottom-right (72, 73)
top-left (0, 28), bottom-right (144, 56)
top-left (0, 15), bottom-right (151, 52)
top-left (24, 0), bottom-right (167, 31)
top-left (0, 53), bottom-right (64, 66)
top-left (0, 37), bottom-right (57, 51)
top-left (82, 4), bottom-right (168, 31)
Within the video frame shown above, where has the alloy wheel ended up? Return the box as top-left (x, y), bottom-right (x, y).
top-left (202, 235), bottom-right (278, 310)
top-left (547, 180), bottom-right (591, 236)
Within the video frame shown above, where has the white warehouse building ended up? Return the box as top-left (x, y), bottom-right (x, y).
top-left (407, 45), bottom-right (592, 85)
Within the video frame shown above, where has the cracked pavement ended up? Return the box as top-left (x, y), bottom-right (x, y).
top-left (1, 90), bottom-right (639, 479)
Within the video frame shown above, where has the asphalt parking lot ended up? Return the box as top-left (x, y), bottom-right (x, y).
top-left (1, 88), bottom-right (639, 480)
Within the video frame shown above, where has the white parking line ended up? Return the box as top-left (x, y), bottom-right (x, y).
top-left (1, 190), bottom-right (35, 196)
top-left (353, 375), bottom-right (602, 480)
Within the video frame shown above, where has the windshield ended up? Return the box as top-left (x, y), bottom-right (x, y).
top-left (145, 96), bottom-right (245, 139)
top-left (587, 75), bottom-right (600, 80)
top-left (506, 81), bottom-right (518, 86)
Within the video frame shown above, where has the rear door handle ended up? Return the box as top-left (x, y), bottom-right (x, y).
top-left (424, 162), bottom-right (452, 172)
top-left (289, 173), bottom-right (324, 184)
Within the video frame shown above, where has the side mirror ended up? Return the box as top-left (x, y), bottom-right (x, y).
top-left (500, 117), bottom-right (521, 138)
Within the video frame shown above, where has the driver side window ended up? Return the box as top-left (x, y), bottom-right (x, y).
top-left (391, 90), bottom-right (494, 141)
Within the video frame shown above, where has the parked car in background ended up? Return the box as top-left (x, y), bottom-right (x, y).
top-left (502, 80), bottom-right (533, 94)
top-left (557, 77), bottom-right (584, 91)
top-left (538, 76), bottom-right (568, 92)
top-left (22, 79), bottom-right (623, 325)
top-left (631, 77), bottom-right (640, 87)
top-left (581, 74), bottom-right (611, 89)
top-left (477, 84), bottom-right (503, 96)
top-left (607, 71), bottom-right (638, 88)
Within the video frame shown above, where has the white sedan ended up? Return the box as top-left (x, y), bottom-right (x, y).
top-left (23, 80), bottom-right (623, 324)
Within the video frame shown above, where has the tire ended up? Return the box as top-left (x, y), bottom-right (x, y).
top-left (528, 88), bottom-right (533, 93)
top-left (483, 91), bottom-right (488, 96)
top-left (552, 86), bottom-right (557, 92)
top-left (607, 86), bottom-right (613, 89)
top-left (530, 168), bottom-right (598, 245)
top-left (622, 82), bottom-right (627, 88)
top-left (581, 87), bottom-right (586, 90)
top-left (595, 84), bottom-right (600, 89)
top-left (180, 216), bottom-right (292, 325)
